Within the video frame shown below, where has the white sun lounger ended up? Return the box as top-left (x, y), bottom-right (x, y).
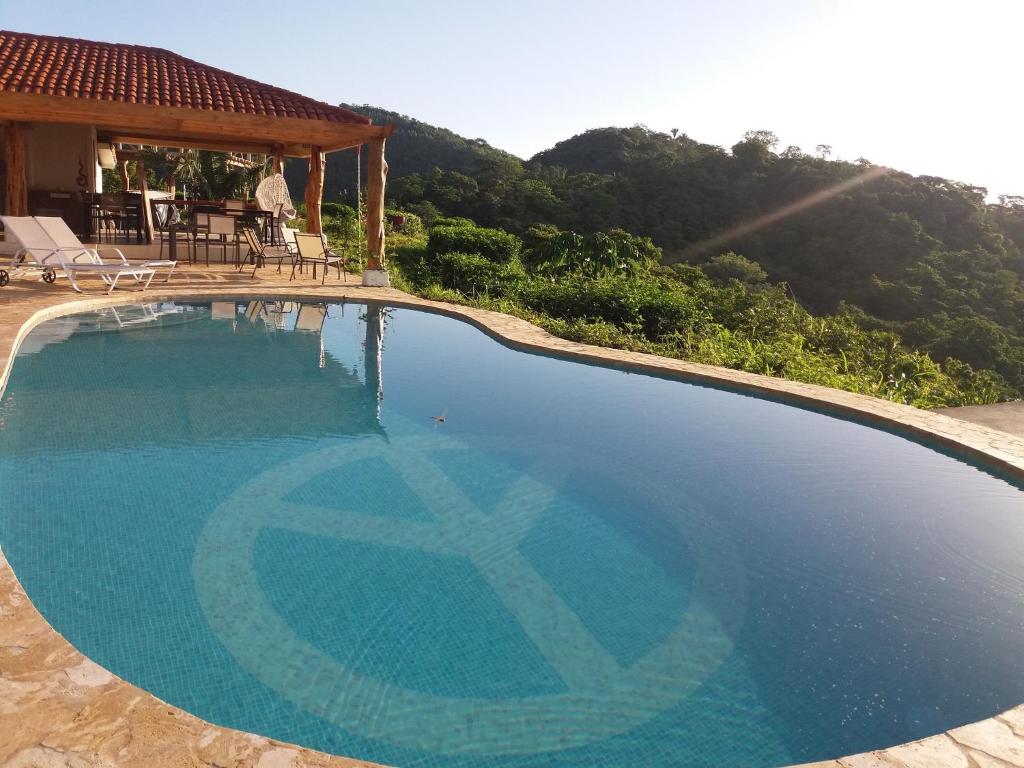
top-left (0, 216), bottom-right (155, 293)
top-left (0, 215), bottom-right (60, 285)
top-left (35, 216), bottom-right (176, 284)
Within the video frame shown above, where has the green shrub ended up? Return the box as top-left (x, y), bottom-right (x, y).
top-left (384, 208), bottom-right (425, 238)
top-left (433, 252), bottom-right (526, 297)
top-left (531, 231), bottom-right (656, 278)
top-left (518, 276), bottom-right (708, 341)
top-left (404, 201), bottom-right (442, 227)
top-left (523, 224), bottom-right (562, 255)
top-left (319, 204), bottom-right (360, 257)
top-left (428, 225), bottom-right (522, 263)
top-left (321, 202), bottom-right (355, 219)
top-left (432, 216), bottom-right (476, 229)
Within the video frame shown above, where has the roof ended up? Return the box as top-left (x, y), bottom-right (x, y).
top-left (0, 30), bottom-right (371, 126)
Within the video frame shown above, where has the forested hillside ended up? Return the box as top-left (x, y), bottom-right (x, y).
top-left (287, 106), bottom-right (1024, 401)
top-left (285, 105), bottom-right (519, 207)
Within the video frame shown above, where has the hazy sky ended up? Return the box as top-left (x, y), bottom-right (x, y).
top-left (2, 0), bottom-right (1020, 197)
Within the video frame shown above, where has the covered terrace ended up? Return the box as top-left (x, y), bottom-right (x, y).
top-left (0, 30), bottom-right (394, 283)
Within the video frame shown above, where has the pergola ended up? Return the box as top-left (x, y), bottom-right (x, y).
top-left (0, 31), bottom-right (394, 272)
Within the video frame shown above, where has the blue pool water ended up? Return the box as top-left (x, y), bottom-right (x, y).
top-left (1, 300), bottom-right (1022, 767)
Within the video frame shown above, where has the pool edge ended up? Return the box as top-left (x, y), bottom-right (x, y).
top-left (0, 283), bottom-right (1021, 768)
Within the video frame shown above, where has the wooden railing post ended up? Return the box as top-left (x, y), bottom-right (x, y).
top-left (304, 146), bottom-right (324, 234)
top-left (365, 136), bottom-right (388, 271)
top-left (2, 122), bottom-right (28, 217)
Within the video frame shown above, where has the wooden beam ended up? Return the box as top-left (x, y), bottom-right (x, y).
top-left (101, 132), bottom-right (277, 155)
top-left (101, 133), bottom-right (359, 161)
top-left (2, 122), bottom-right (28, 216)
top-left (365, 136), bottom-right (388, 270)
top-left (304, 146), bottom-right (325, 235)
top-left (273, 145), bottom-right (284, 175)
top-left (100, 132), bottom-right (323, 158)
top-left (0, 92), bottom-right (387, 152)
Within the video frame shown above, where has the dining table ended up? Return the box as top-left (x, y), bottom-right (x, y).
top-left (150, 199), bottom-right (276, 245)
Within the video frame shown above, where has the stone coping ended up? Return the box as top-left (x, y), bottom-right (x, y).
top-left (1, 280), bottom-right (1022, 768)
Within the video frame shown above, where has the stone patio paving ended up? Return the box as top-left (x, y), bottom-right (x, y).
top-left (939, 401), bottom-right (1024, 439)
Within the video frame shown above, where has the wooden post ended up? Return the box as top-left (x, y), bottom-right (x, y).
top-left (355, 143), bottom-right (361, 219)
top-left (136, 156), bottom-right (153, 242)
top-left (117, 144), bottom-right (130, 191)
top-left (135, 157), bottom-right (146, 193)
top-left (272, 146), bottom-right (284, 176)
top-left (365, 136), bottom-right (388, 270)
top-left (2, 122), bottom-right (28, 217)
top-left (304, 146), bottom-right (325, 234)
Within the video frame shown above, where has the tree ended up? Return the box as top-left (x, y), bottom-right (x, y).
top-left (703, 252), bottom-right (768, 284)
top-left (405, 200), bottom-right (441, 226)
top-left (816, 144), bottom-right (833, 159)
top-left (732, 131), bottom-right (778, 170)
top-left (743, 130), bottom-right (780, 149)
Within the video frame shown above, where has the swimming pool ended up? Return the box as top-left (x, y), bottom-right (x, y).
top-left (0, 300), bottom-right (1021, 767)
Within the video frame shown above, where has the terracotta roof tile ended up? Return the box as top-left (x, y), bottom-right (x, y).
top-left (0, 30), bottom-right (371, 125)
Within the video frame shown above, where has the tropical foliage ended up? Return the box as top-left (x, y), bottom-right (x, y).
top-left (102, 149), bottom-right (268, 200)
top-left (390, 219), bottom-right (1012, 408)
top-left (286, 107), bottom-right (1024, 403)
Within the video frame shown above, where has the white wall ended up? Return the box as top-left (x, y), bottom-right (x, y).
top-left (24, 123), bottom-right (98, 192)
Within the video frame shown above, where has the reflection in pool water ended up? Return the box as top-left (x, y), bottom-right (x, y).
top-left (0, 301), bottom-right (1022, 767)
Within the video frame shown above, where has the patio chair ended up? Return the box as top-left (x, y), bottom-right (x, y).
top-left (191, 211), bottom-right (211, 265)
top-left (279, 224), bottom-right (299, 255)
top-left (267, 203), bottom-right (285, 244)
top-left (35, 216), bottom-right (176, 284)
top-left (205, 214), bottom-right (240, 266)
top-left (294, 232), bottom-right (347, 284)
top-left (0, 216), bottom-right (155, 293)
top-left (239, 227), bottom-right (296, 279)
top-left (98, 193), bottom-right (128, 243)
top-left (154, 201), bottom-right (190, 261)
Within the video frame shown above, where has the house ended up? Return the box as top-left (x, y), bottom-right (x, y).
top-left (0, 30), bottom-right (393, 277)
